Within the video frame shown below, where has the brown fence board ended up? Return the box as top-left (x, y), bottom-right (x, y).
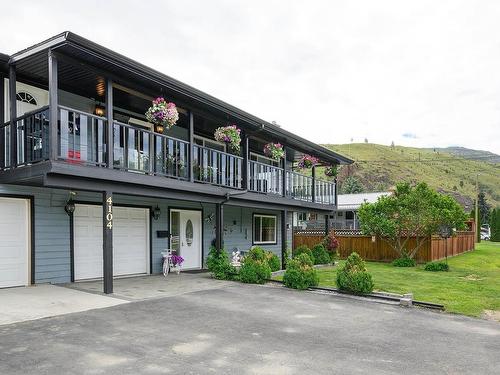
top-left (293, 230), bottom-right (475, 263)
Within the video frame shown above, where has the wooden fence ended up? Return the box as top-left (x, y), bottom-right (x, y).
top-left (293, 230), bottom-right (476, 263)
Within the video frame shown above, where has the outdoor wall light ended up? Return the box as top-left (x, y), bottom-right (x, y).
top-left (152, 206), bottom-right (161, 221)
top-left (64, 192), bottom-right (77, 216)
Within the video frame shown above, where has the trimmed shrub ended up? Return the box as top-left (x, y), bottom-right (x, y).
top-left (293, 245), bottom-right (315, 264)
top-left (206, 247), bottom-right (238, 280)
top-left (424, 261), bottom-right (449, 272)
top-left (336, 252), bottom-right (374, 294)
top-left (312, 244), bottom-right (331, 265)
top-left (283, 253), bottom-right (319, 290)
top-left (266, 252), bottom-right (281, 272)
top-left (392, 256), bottom-right (416, 267)
top-left (239, 247), bottom-right (271, 284)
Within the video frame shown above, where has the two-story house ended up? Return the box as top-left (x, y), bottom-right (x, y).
top-left (0, 32), bottom-right (352, 293)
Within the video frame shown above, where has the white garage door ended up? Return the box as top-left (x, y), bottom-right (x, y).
top-left (74, 204), bottom-right (149, 280)
top-left (0, 197), bottom-right (29, 288)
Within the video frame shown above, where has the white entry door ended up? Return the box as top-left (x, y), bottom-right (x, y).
top-left (74, 204), bottom-right (149, 280)
top-left (170, 210), bottom-right (202, 269)
top-left (0, 197), bottom-right (29, 288)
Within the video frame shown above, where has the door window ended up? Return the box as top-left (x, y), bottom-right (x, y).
top-left (170, 211), bottom-right (180, 252)
top-left (185, 219), bottom-right (193, 246)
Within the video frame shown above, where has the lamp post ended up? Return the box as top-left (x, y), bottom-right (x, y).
top-left (438, 224), bottom-right (452, 264)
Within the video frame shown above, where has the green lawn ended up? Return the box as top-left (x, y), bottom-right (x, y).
top-left (292, 242), bottom-right (500, 317)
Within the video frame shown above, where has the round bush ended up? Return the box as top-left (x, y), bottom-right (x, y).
top-left (283, 253), bottom-right (319, 290)
top-left (312, 244), bottom-right (331, 265)
top-left (336, 252), bottom-right (374, 294)
top-left (266, 252), bottom-right (281, 272)
top-left (424, 261), bottom-right (449, 272)
top-left (293, 245), bottom-right (315, 264)
top-left (206, 247), bottom-right (238, 280)
top-left (392, 256), bottom-right (416, 267)
top-left (239, 259), bottom-right (271, 284)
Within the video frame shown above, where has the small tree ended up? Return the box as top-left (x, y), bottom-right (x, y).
top-left (358, 182), bottom-right (468, 259)
top-left (491, 208), bottom-right (500, 242)
top-left (341, 176), bottom-right (364, 194)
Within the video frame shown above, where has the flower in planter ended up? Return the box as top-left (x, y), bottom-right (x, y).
top-left (214, 125), bottom-right (241, 153)
top-left (324, 164), bottom-right (338, 178)
top-left (145, 97), bottom-right (179, 132)
top-left (298, 154), bottom-right (319, 169)
top-left (263, 142), bottom-right (285, 161)
top-left (171, 255), bottom-right (184, 266)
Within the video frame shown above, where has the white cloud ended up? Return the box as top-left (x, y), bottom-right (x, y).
top-left (1, 0), bottom-right (499, 153)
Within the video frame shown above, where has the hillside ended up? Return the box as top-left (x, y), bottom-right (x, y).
top-left (425, 147), bottom-right (500, 163)
top-left (321, 143), bottom-right (500, 210)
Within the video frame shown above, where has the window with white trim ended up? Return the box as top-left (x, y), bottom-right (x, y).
top-left (253, 214), bottom-right (277, 244)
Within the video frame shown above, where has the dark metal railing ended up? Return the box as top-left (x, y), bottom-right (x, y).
top-left (1, 105), bottom-right (336, 205)
top-left (286, 171), bottom-right (313, 202)
top-left (193, 145), bottom-right (243, 188)
top-left (315, 179), bottom-right (336, 205)
top-left (58, 106), bottom-right (107, 166)
top-left (1, 106), bottom-right (50, 169)
top-left (248, 160), bottom-right (283, 195)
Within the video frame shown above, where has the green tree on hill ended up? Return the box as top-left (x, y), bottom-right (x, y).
top-left (341, 176), bottom-right (364, 194)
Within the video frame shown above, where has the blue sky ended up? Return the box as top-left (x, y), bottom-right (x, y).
top-left (1, 0), bottom-right (499, 153)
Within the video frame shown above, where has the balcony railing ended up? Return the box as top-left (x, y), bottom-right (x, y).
top-left (193, 145), bottom-right (243, 188)
top-left (248, 160), bottom-right (283, 195)
top-left (286, 171), bottom-right (314, 202)
top-left (1, 105), bottom-right (336, 205)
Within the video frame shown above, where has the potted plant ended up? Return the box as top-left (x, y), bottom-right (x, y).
top-left (298, 154), bottom-right (319, 169)
top-left (263, 142), bottom-right (285, 161)
top-left (214, 125), bottom-right (241, 153)
top-left (324, 164), bottom-right (338, 178)
top-left (145, 97), bottom-right (179, 133)
top-left (170, 254), bottom-right (184, 275)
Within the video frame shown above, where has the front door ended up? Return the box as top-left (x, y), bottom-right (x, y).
top-left (170, 210), bottom-right (202, 269)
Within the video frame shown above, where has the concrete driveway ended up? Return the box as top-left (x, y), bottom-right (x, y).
top-left (0, 284), bottom-right (127, 326)
top-left (0, 283), bottom-right (499, 374)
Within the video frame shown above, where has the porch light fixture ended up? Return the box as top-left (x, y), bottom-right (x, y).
top-left (64, 192), bottom-right (77, 216)
top-left (154, 124), bottom-right (164, 134)
top-left (94, 105), bottom-right (105, 117)
top-left (152, 206), bottom-right (161, 221)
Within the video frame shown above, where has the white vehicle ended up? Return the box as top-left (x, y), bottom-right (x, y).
top-left (480, 224), bottom-right (491, 241)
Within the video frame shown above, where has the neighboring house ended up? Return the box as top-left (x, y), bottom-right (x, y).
top-left (0, 32), bottom-right (352, 292)
top-left (296, 192), bottom-right (390, 230)
top-left (332, 192), bottom-right (391, 229)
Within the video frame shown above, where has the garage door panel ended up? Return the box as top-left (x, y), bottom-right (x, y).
top-left (0, 198), bottom-right (29, 288)
top-left (74, 205), bottom-right (149, 280)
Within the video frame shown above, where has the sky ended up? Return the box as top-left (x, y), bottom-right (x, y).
top-left (1, 0), bottom-right (499, 154)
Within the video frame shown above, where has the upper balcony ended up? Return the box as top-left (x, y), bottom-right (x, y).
top-left (0, 32), bottom-right (352, 210)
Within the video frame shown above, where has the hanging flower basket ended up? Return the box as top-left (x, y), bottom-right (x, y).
top-left (298, 154), bottom-right (319, 169)
top-left (145, 97), bottom-right (179, 133)
top-left (263, 142), bottom-right (285, 161)
top-left (214, 125), bottom-right (241, 153)
top-left (324, 165), bottom-right (338, 178)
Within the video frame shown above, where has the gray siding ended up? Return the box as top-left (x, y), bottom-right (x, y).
top-left (0, 184), bottom-right (293, 284)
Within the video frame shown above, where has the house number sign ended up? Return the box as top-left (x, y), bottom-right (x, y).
top-left (106, 196), bottom-right (113, 229)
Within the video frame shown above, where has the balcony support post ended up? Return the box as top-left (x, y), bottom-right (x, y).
top-left (242, 134), bottom-right (249, 189)
top-left (281, 209), bottom-right (288, 269)
top-left (8, 65), bottom-right (17, 166)
top-left (48, 50), bottom-right (58, 161)
top-left (311, 165), bottom-right (316, 202)
top-left (325, 213), bottom-right (330, 236)
top-left (215, 203), bottom-right (224, 250)
top-left (282, 147), bottom-right (287, 197)
top-left (0, 72), bottom-right (5, 168)
top-left (189, 111), bottom-right (194, 182)
top-left (103, 191), bottom-right (114, 294)
top-left (106, 79), bottom-right (113, 169)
